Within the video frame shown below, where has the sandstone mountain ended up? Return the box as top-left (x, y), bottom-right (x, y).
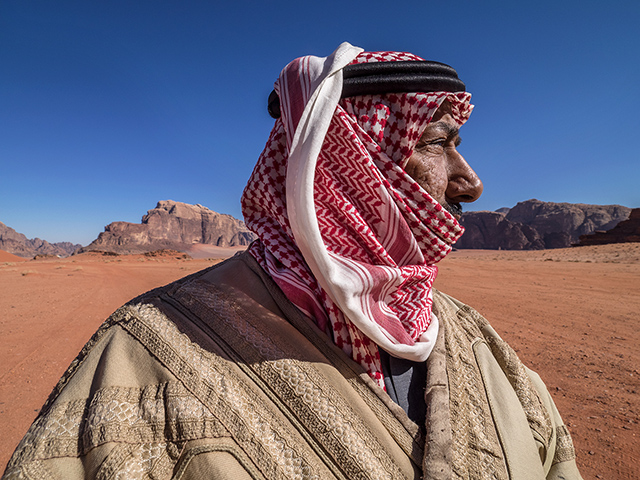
top-left (456, 199), bottom-right (631, 250)
top-left (0, 222), bottom-right (82, 258)
top-left (577, 208), bottom-right (640, 246)
top-left (79, 200), bottom-right (257, 255)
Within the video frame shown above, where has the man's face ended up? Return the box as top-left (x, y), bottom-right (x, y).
top-left (404, 104), bottom-right (483, 219)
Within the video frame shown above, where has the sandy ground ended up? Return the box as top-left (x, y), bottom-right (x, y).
top-left (0, 251), bottom-right (27, 263)
top-left (1, 244), bottom-right (638, 478)
top-left (184, 243), bottom-right (249, 259)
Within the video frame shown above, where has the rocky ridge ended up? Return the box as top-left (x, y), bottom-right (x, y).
top-left (577, 208), bottom-right (640, 246)
top-left (0, 222), bottom-right (82, 258)
top-left (79, 200), bottom-right (256, 255)
top-left (456, 199), bottom-right (631, 250)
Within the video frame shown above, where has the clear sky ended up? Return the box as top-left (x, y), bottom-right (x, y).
top-left (1, 0), bottom-right (639, 245)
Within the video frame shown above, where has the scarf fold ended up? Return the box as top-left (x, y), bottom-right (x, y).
top-left (242, 43), bottom-right (472, 387)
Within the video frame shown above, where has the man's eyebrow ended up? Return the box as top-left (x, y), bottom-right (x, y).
top-left (429, 121), bottom-right (459, 138)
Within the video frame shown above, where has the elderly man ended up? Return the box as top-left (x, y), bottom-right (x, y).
top-left (3, 44), bottom-right (581, 479)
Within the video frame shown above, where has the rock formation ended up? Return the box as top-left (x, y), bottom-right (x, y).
top-left (456, 199), bottom-right (631, 250)
top-left (456, 210), bottom-right (544, 250)
top-left (577, 208), bottom-right (640, 246)
top-left (79, 200), bottom-right (257, 255)
top-left (0, 222), bottom-right (82, 258)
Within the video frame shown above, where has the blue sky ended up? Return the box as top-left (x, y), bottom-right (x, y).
top-left (1, 1), bottom-right (639, 245)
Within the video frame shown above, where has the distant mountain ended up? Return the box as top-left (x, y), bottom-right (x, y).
top-left (79, 200), bottom-right (257, 255)
top-left (577, 208), bottom-right (640, 246)
top-left (456, 199), bottom-right (631, 250)
top-left (0, 222), bottom-right (82, 258)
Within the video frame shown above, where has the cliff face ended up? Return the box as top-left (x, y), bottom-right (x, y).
top-left (456, 199), bottom-right (631, 250)
top-left (0, 222), bottom-right (82, 258)
top-left (455, 211), bottom-right (544, 250)
top-left (577, 208), bottom-right (640, 246)
top-left (80, 200), bottom-right (256, 254)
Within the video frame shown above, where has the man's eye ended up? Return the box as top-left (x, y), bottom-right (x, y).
top-left (424, 139), bottom-right (446, 148)
top-left (416, 139), bottom-right (446, 149)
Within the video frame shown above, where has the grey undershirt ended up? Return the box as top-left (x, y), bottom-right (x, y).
top-left (378, 348), bottom-right (427, 430)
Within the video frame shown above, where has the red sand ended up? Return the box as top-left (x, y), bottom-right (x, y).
top-left (1, 245), bottom-right (639, 478)
top-left (184, 243), bottom-right (248, 259)
top-left (0, 250), bottom-right (28, 262)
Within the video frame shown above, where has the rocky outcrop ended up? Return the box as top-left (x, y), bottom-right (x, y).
top-left (577, 208), bottom-right (640, 245)
top-left (0, 222), bottom-right (82, 258)
top-left (456, 199), bottom-right (631, 250)
top-left (456, 211), bottom-right (544, 250)
top-left (79, 200), bottom-right (257, 255)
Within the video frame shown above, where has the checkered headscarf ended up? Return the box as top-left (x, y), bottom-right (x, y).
top-left (242, 43), bottom-right (472, 387)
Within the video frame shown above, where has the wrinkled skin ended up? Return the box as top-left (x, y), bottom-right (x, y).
top-left (404, 103), bottom-right (483, 218)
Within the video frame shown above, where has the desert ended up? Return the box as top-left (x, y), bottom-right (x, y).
top-left (1, 244), bottom-right (639, 479)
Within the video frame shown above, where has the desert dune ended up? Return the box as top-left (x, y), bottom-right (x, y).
top-left (1, 245), bottom-right (638, 478)
top-left (0, 251), bottom-right (27, 263)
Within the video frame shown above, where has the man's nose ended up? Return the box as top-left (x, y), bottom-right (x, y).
top-left (446, 151), bottom-right (483, 203)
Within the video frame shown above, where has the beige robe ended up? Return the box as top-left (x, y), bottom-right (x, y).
top-left (3, 253), bottom-right (582, 479)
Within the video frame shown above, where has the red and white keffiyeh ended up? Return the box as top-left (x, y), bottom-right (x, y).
top-left (241, 43), bottom-right (473, 387)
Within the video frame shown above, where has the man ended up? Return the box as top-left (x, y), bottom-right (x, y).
top-left (3, 43), bottom-right (582, 479)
